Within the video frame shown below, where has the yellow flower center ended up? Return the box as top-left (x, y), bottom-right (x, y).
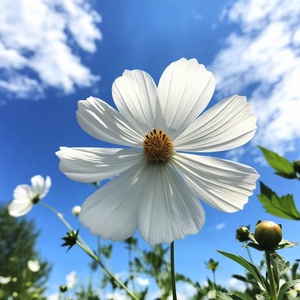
top-left (143, 128), bottom-right (174, 163)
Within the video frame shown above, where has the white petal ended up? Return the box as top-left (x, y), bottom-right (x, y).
top-left (76, 97), bottom-right (143, 147)
top-left (56, 147), bottom-right (143, 183)
top-left (174, 95), bottom-right (257, 152)
top-left (157, 58), bottom-right (215, 137)
top-left (138, 163), bottom-right (205, 245)
top-left (79, 161), bottom-right (149, 241)
top-left (31, 175), bottom-right (51, 199)
top-left (171, 153), bottom-right (259, 212)
top-left (8, 198), bottom-right (33, 217)
top-left (112, 70), bottom-right (157, 134)
top-left (13, 184), bottom-right (34, 201)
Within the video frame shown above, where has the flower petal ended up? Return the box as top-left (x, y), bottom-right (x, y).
top-left (174, 95), bottom-right (257, 152)
top-left (112, 70), bottom-right (157, 134)
top-left (13, 184), bottom-right (34, 200)
top-left (138, 163), bottom-right (205, 245)
top-left (8, 198), bottom-right (33, 217)
top-left (171, 153), bottom-right (259, 212)
top-left (79, 161), bottom-right (149, 241)
top-left (157, 58), bottom-right (215, 137)
top-left (56, 147), bottom-right (143, 183)
top-left (76, 97), bottom-right (143, 147)
top-left (31, 175), bottom-right (51, 199)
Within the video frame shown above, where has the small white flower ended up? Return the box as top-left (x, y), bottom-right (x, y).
top-left (72, 205), bottom-right (81, 216)
top-left (0, 276), bottom-right (11, 284)
top-left (57, 58), bottom-right (259, 245)
top-left (27, 260), bottom-right (40, 272)
top-left (8, 175), bottom-right (51, 217)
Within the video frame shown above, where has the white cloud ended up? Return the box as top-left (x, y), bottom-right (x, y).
top-left (47, 293), bottom-right (60, 300)
top-left (227, 277), bottom-right (246, 292)
top-left (215, 222), bottom-right (226, 230)
top-left (211, 0), bottom-right (300, 158)
top-left (136, 276), bottom-right (150, 287)
top-left (66, 270), bottom-right (77, 289)
top-left (0, 0), bottom-right (101, 100)
top-left (167, 282), bottom-right (197, 300)
top-left (105, 291), bottom-right (127, 300)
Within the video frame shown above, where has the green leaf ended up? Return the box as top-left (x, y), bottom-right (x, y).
top-left (277, 279), bottom-right (300, 300)
top-left (255, 295), bottom-right (268, 300)
top-left (217, 250), bottom-right (269, 296)
top-left (270, 252), bottom-right (290, 286)
top-left (258, 181), bottom-right (300, 220)
top-left (230, 291), bottom-right (254, 300)
top-left (258, 146), bottom-right (296, 179)
top-left (291, 262), bottom-right (299, 280)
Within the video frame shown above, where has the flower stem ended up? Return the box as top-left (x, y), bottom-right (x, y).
top-left (265, 250), bottom-right (277, 300)
top-left (171, 241), bottom-right (177, 300)
top-left (39, 202), bottom-right (139, 300)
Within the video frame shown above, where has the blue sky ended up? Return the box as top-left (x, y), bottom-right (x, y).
top-left (1, 0), bottom-right (300, 299)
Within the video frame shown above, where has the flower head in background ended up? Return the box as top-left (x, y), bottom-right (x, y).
top-left (0, 276), bottom-right (11, 284)
top-left (8, 175), bottom-right (51, 217)
top-left (71, 205), bottom-right (81, 216)
top-left (56, 58), bottom-right (259, 245)
top-left (27, 260), bottom-right (40, 272)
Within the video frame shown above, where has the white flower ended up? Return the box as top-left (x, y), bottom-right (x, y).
top-left (56, 58), bottom-right (259, 245)
top-left (27, 260), bottom-right (40, 272)
top-left (8, 175), bottom-right (51, 217)
top-left (72, 205), bottom-right (81, 216)
top-left (0, 276), bottom-right (11, 284)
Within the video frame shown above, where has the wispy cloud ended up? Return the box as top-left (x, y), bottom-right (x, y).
top-left (215, 222), bottom-right (226, 230)
top-left (210, 0), bottom-right (300, 158)
top-left (0, 0), bottom-right (102, 100)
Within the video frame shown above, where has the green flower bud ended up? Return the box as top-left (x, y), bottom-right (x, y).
top-left (236, 226), bottom-right (251, 242)
top-left (254, 221), bottom-right (282, 250)
top-left (60, 285), bottom-right (68, 293)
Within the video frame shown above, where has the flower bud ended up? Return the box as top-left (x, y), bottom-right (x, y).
top-left (72, 206), bottom-right (81, 216)
top-left (254, 221), bottom-right (282, 250)
top-left (60, 285), bottom-right (68, 293)
top-left (236, 226), bottom-right (250, 242)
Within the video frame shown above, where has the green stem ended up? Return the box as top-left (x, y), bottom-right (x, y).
top-left (246, 247), bottom-right (254, 265)
top-left (265, 250), bottom-right (277, 300)
top-left (212, 270), bottom-right (216, 290)
top-left (171, 241), bottom-right (177, 300)
top-left (39, 202), bottom-right (139, 300)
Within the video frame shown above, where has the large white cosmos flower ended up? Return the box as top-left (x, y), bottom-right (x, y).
top-left (8, 175), bottom-right (51, 217)
top-left (56, 58), bottom-right (259, 245)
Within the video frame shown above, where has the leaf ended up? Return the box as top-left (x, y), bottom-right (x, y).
top-left (291, 262), bottom-right (299, 280)
top-left (270, 252), bottom-right (290, 286)
top-left (214, 292), bottom-right (234, 300)
top-left (230, 291), bottom-right (254, 300)
top-left (255, 295), bottom-right (268, 300)
top-left (217, 250), bottom-right (269, 296)
top-left (258, 146), bottom-right (296, 179)
top-left (232, 274), bottom-right (248, 283)
top-left (258, 181), bottom-right (300, 220)
top-left (277, 279), bottom-right (300, 300)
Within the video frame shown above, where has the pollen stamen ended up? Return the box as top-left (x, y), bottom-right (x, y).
top-left (143, 128), bottom-right (174, 163)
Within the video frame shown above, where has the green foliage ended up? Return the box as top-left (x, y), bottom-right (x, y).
top-left (0, 204), bottom-right (51, 300)
top-left (258, 146), bottom-right (298, 179)
top-left (258, 181), bottom-right (300, 220)
top-left (218, 250), bottom-right (269, 296)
